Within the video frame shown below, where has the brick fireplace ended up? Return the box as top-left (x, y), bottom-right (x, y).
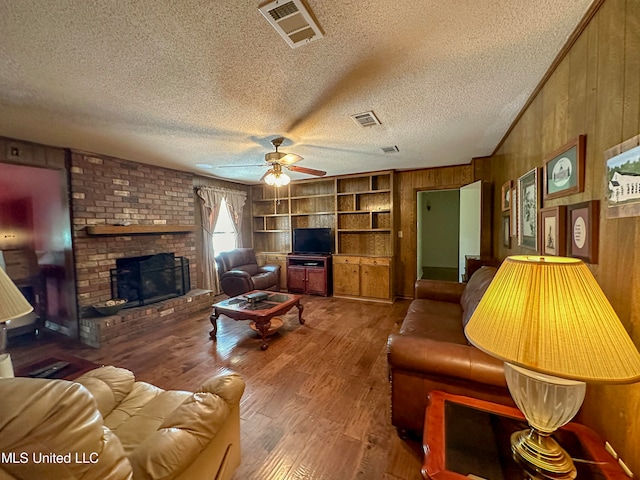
top-left (70, 151), bottom-right (213, 347)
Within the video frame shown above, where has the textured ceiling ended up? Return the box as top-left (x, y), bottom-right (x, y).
top-left (0, 0), bottom-right (594, 184)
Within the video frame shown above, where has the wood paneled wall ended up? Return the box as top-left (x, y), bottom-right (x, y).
top-left (478, 0), bottom-right (640, 471)
top-left (394, 165), bottom-right (473, 297)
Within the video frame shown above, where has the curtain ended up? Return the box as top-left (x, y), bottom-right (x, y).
top-left (195, 187), bottom-right (225, 293)
top-left (225, 190), bottom-right (247, 248)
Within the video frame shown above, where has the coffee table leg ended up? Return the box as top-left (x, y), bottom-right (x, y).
top-left (209, 310), bottom-right (219, 339)
top-left (256, 320), bottom-right (271, 350)
top-left (297, 301), bottom-right (305, 325)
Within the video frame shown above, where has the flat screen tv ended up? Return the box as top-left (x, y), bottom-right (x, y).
top-left (292, 228), bottom-right (333, 255)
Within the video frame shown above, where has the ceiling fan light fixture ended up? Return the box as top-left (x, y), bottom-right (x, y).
top-left (264, 171), bottom-right (290, 187)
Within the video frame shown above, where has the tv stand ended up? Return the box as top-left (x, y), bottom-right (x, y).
top-left (287, 254), bottom-right (332, 296)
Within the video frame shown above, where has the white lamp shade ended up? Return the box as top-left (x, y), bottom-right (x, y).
top-left (0, 267), bottom-right (34, 322)
top-left (465, 255), bottom-right (640, 383)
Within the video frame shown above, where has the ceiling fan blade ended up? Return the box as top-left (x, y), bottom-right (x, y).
top-left (287, 165), bottom-right (326, 177)
top-left (217, 164), bottom-right (264, 168)
top-left (278, 153), bottom-right (303, 165)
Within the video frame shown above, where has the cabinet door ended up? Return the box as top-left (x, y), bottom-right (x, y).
top-left (287, 265), bottom-right (307, 293)
top-left (306, 267), bottom-right (327, 295)
top-left (333, 261), bottom-right (360, 296)
top-left (360, 258), bottom-right (390, 299)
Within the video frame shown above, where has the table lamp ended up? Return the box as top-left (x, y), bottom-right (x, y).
top-left (0, 266), bottom-right (34, 378)
top-left (465, 255), bottom-right (640, 480)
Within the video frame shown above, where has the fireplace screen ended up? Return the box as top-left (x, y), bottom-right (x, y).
top-left (110, 253), bottom-right (190, 307)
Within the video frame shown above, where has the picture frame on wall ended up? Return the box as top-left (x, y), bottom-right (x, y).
top-left (501, 180), bottom-right (512, 212)
top-left (517, 168), bottom-right (540, 250)
top-left (502, 215), bottom-right (511, 248)
top-left (543, 135), bottom-right (586, 200)
top-left (539, 206), bottom-right (567, 256)
top-left (604, 134), bottom-right (640, 219)
top-left (510, 187), bottom-right (517, 237)
top-left (567, 200), bottom-right (600, 264)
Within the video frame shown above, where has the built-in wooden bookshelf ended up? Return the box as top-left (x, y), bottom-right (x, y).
top-left (251, 171), bottom-right (394, 302)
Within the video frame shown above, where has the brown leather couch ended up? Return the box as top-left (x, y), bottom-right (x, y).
top-left (215, 248), bottom-right (280, 297)
top-left (0, 366), bottom-right (245, 480)
top-left (387, 266), bottom-right (513, 437)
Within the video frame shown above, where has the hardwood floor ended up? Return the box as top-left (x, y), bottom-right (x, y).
top-left (9, 295), bottom-right (423, 480)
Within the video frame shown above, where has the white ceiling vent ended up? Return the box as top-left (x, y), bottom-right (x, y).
top-left (259, 0), bottom-right (323, 49)
top-left (351, 111), bottom-right (381, 128)
top-left (381, 146), bottom-right (399, 154)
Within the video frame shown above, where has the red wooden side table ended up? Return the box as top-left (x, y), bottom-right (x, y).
top-left (422, 391), bottom-right (628, 480)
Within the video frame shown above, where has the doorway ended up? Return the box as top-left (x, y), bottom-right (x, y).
top-left (416, 181), bottom-right (483, 282)
top-left (417, 189), bottom-right (460, 281)
top-left (0, 162), bottom-right (77, 338)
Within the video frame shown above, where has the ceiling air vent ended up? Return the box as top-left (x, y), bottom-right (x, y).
top-left (351, 111), bottom-right (381, 128)
top-left (381, 146), bottom-right (399, 154)
top-left (259, 0), bottom-right (324, 49)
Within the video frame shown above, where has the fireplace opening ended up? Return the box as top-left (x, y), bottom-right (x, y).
top-left (110, 253), bottom-right (190, 307)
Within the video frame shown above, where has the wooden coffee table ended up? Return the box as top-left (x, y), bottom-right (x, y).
top-left (210, 291), bottom-right (304, 350)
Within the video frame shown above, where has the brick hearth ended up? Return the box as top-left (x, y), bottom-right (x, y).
top-left (79, 289), bottom-right (215, 348)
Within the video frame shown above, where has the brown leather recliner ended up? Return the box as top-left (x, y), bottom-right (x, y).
top-left (215, 248), bottom-right (280, 297)
top-left (387, 266), bottom-right (514, 438)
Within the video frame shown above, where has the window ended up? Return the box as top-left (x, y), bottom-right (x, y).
top-left (212, 198), bottom-right (236, 254)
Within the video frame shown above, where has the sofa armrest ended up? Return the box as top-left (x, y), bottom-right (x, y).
top-left (387, 334), bottom-right (507, 388)
top-left (221, 269), bottom-right (252, 280)
top-left (258, 264), bottom-right (280, 275)
top-left (128, 373), bottom-right (245, 480)
top-left (198, 371), bottom-right (245, 408)
top-left (414, 279), bottom-right (466, 303)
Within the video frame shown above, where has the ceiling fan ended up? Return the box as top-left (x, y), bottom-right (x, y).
top-left (259, 137), bottom-right (326, 186)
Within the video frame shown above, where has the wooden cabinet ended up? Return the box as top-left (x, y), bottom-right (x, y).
top-left (251, 171), bottom-right (394, 302)
top-left (286, 255), bottom-right (332, 296)
top-left (333, 256), bottom-right (360, 296)
top-left (333, 255), bottom-right (392, 302)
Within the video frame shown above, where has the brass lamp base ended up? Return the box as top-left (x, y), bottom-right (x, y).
top-left (511, 429), bottom-right (576, 480)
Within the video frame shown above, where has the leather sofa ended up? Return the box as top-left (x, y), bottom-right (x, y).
top-left (0, 366), bottom-right (245, 480)
top-left (215, 248), bottom-right (280, 297)
top-left (387, 266), bottom-right (513, 437)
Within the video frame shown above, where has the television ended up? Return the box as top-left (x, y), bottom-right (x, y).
top-left (292, 228), bottom-right (333, 255)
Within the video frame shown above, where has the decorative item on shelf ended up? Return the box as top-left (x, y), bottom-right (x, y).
top-left (93, 298), bottom-right (128, 316)
top-left (464, 256), bottom-right (640, 480)
top-left (0, 267), bottom-right (35, 378)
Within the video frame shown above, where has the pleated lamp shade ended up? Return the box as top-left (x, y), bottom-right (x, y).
top-left (464, 255), bottom-right (640, 384)
top-left (0, 267), bottom-right (34, 323)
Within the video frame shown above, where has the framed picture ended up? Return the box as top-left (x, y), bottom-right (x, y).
top-left (517, 168), bottom-right (540, 250)
top-left (604, 134), bottom-right (640, 219)
top-left (501, 180), bottom-right (512, 212)
top-left (510, 187), bottom-right (517, 237)
top-left (567, 200), bottom-right (600, 264)
top-left (502, 215), bottom-right (511, 248)
top-left (543, 135), bottom-right (586, 200)
top-left (539, 206), bottom-right (567, 256)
